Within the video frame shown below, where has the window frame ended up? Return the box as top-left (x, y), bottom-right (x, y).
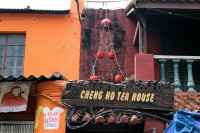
top-left (0, 34), bottom-right (25, 77)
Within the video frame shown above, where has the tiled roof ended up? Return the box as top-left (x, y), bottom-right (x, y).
top-left (0, 72), bottom-right (66, 82)
top-left (174, 92), bottom-right (200, 112)
top-left (0, 0), bottom-right (70, 14)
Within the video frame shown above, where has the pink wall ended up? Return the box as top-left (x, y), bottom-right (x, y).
top-left (134, 54), bottom-right (155, 80)
top-left (79, 9), bottom-right (139, 81)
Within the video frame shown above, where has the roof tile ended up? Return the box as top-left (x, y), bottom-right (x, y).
top-left (174, 92), bottom-right (200, 112)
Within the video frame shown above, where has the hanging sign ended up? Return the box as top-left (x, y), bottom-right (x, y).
top-left (62, 80), bottom-right (174, 111)
top-left (0, 82), bottom-right (31, 112)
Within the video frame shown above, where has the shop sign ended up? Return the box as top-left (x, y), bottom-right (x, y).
top-left (43, 107), bottom-right (64, 130)
top-left (62, 80), bottom-right (174, 111)
top-left (0, 82), bottom-right (31, 112)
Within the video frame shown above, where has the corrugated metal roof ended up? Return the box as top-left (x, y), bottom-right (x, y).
top-left (0, 9), bottom-right (69, 14)
top-left (0, 0), bottom-right (70, 14)
top-left (0, 72), bottom-right (66, 82)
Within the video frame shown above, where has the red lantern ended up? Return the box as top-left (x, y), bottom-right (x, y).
top-left (115, 74), bottom-right (123, 83)
top-left (90, 75), bottom-right (99, 81)
top-left (95, 115), bottom-right (105, 124)
top-left (82, 113), bottom-right (91, 122)
top-left (71, 114), bottom-right (79, 123)
top-left (97, 51), bottom-right (105, 59)
top-left (120, 114), bottom-right (129, 123)
top-left (130, 115), bottom-right (139, 125)
top-left (101, 18), bottom-right (112, 26)
top-left (108, 51), bottom-right (115, 59)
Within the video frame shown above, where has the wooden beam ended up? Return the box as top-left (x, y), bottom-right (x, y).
top-left (138, 11), bottom-right (147, 53)
top-left (154, 55), bottom-right (200, 60)
top-left (133, 21), bottom-right (139, 47)
top-left (125, 2), bottom-right (135, 16)
top-left (126, 7), bottom-right (134, 16)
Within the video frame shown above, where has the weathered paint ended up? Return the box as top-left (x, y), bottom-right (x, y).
top-left (80, 9), bottom-right (138, 81)
top-left (34, 80), bottom-right (67, 133)
top-left (0, 0), bottom-right (84, 80)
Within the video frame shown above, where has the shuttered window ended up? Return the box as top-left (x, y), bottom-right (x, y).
top-left (0, 121), bottom-right (34, 133)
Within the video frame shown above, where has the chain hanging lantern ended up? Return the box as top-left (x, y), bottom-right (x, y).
top-left (89, 1), bottom-right (125, 82)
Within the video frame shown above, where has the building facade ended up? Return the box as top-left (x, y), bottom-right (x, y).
top-left (0, 0), bottom-right (83, 133)
top-left (0, 0), bottom-right (199, 133)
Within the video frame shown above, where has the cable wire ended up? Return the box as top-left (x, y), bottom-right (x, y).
top-left (30, 92), bottom-right (73, 109)
top-left (67, 108), bottom-right (172, 130)
top-left (75, 0), bottom-right (95, 77)
top-left (147, 8), bottom-right (200, 20)
top-left (105, 7), bottom-right (126, 79)
top-left (90, 1), bottom-right (126, 80)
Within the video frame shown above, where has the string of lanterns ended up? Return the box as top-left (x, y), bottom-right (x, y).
top-left (90, 2), bottom-right (125, 83)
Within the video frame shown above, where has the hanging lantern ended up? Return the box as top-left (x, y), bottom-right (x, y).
top-left (115, 74), bottom-right (123, 83)
top-left (108, 51), bottom-right (115, 59)
top-left (130, 115), bottom-right (139, 125)
top-left (71, 114), bottom-right (79, 123)
top-left (82, 113), bottom-right (91, 122)
top-left (101, 18), bottom-right (112, 26)
top-left (120, 114), bottom-right (129, 124)
top-left (97, 51), bottom-right (105, 59)
top-left (90, 75), bottom-right (99, 81)
top-left (95, 115), bottom-right (105, 124)
top-left (107, 114), bottom-right (117, 124)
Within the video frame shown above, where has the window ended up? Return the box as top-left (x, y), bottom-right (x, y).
top-left (0, 34), bottom-right (25, 77)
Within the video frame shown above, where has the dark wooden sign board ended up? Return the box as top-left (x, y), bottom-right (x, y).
top-left (62, 80), bottom-right (174, 111)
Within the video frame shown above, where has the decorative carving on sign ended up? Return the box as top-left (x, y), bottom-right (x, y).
top-left (62, 80), bottom-right (174, 111)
